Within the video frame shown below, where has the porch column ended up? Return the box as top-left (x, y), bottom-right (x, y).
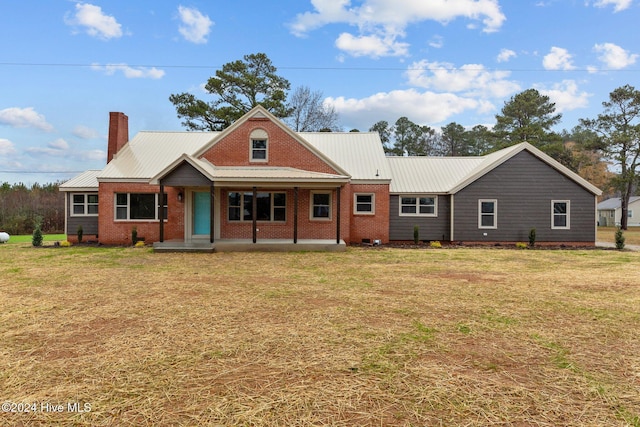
top-left (210, 182), bottom-right (215, 243)
top-left (252, 186), bottom-right (257, 243)
top-left (336, 186), bottom-right (341, 244)
top-left (293, 187), bottom-right (298, 244)
top-left (159, 182), bottom-right (164, 242)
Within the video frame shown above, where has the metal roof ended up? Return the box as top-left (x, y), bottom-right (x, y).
top-left (302, 132), bottom-right (391, 181)
top-left (98, 131), bottom-right (219, 180)
top-left (388, 156), bottom-right (483, 193)
top-left (59, 169), bottom-right (101, 191)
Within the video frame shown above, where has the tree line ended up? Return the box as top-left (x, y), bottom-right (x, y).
top-left (0, 182), bottom-right (65, 234)
top-left (170, 53), bottom-right (638, 228)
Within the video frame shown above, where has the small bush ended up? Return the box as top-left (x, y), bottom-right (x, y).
top-left (516, 242), bottom-right (528, 249)
top-left (429, 241), bottom-right (442, 248)
top-left (528, 228), bottom-right (536, 247)
top-left (413, 225), bottom-right (419, 244)
top-left (134, 241), bottom-right (146, 248)
top-left (60, 240), bottom-right (72, 247)
top-left (32, 225), bottom-right (43, 247)
top-left (77, 225), bottom-right (83, 243)
top-left (615, 227), bottom-right (625, 250)
top-left (131, 226), bottom-right (138, 244)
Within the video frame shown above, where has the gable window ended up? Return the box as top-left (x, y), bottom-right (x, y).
top-left (115, 193), bottom-right (167, 221)
top-left (71, 193), bottom-right (98, 216)
top-left (354, 193), bottom-right (375, 214)
top-left (552, 200), bottom-right (570, 229)
top-left (250, 129), bottom-right (268, 162)
top-left (399, 195), bottom-right (437, 216)
top-left (311, 192), bottom-right (331, 220)
top-left (478, 199), bottom-right (497, 229)
top-left (228, 192), bottom-right (286, 222)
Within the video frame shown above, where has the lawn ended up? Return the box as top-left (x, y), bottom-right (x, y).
top-left (1, 244), bottom-right (639, 426)
top-left (598, 226), bottom-right (640, 246)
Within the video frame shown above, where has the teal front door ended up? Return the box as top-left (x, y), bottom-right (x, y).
top-left (193, 192), bottom-right (210, 235)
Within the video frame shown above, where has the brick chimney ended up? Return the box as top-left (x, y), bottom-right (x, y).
top-left (107, 112), bottom-right (129, 163)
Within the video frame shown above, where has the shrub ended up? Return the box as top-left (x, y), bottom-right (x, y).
top-left (516, 242), bottom-right (528, 249)
top-left (528, 228), bottom-right (536, 247)
top-left (615, 227), bottom-right (625, 250)
top-left (77, 225), bottom-right (83, 243)
top-left (429, 241), bottom-right (442, 248)
top-left (131, 226), bottom-right (138, 244)
top-left (32, 225), bottom-right (43, 247)
top-left (413, 225), bottom-right (419, 244)
top-left (134, 241), bottom-right (145, 248)
top-left (60, 240), bottom-right (72, 247)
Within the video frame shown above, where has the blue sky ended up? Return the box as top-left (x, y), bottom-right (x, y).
top-left (0, 0), bottom-right (638, 184)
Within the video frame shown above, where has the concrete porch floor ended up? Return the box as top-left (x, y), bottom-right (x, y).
top-left (153, 239), bottom-right (347, 253)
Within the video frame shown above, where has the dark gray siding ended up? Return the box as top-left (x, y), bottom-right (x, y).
top-left (66, 193), bottom-right (99, 236)
top-left (161, 162), bottom-right (212, 186)
top-left (453, 151), bottom-right (597, 243)
top-left (389, 195), bottom-right (450, 241)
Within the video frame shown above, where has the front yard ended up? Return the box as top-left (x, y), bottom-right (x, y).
top-left (1, 244), bottom-right (639, 426)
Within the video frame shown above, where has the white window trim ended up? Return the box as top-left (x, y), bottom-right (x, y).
top-left (114, 193), bottom-right (167, 222)
top-left (310, 191), bottom-right (332, 221)
top-left (71, 193), bottom-right (98, 217)
top-left (249, 128), bottom-right (268, 163)
top-left (478, 199), bottom-right (497, 229)
top-left (399, 195), bottom-right (437, 217)
top-left (354, 193), bottom-right (375, 215)
top-left (551, 200), bottom-right (570, 230)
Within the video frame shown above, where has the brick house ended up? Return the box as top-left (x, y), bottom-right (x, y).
top-left (60, 106), bottom-right (601, 251)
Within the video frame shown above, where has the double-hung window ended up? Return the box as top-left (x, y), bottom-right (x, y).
top-left (399, 195), bottom-right (437, 216)
top-left (71, 193), bottom-right (98, 216)
top-left (311, 192), bottom-right (331, 220)
top-left (552, 200), bottom-right (570, 229)
top-left (115, 193), bottom-right (167, 221)
top-left (478, 199), bottom-right (497, 229)
top-left (250, 129), bottom-right (268, 162)
top-left (228, 192), bottom-right (286, 222)
top-left (354, 193), bottom-right (374, 214)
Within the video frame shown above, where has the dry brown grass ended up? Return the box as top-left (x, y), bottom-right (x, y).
top-left (598, 226), bottom-right (640, 246)
top-left (1, 243), bottom-right (639, 426)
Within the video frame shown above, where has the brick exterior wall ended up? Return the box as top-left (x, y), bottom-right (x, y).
top-left (98, 182), bottom-right (184, 245)
top-left (346, 183), bottom-right (390, 244)
top-left (200, 118), bottom-right (341, 174)
top-left (96, 114), bottom-right (391, 245)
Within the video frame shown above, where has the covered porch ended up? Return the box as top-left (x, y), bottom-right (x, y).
top-left (151, 155), bottom-right (350, 252)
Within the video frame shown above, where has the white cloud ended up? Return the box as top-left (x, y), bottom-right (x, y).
top-left (335, 32), bottom-right (409, 57)
top-left (593, 43), bottom-right (638, 69)
top-left (0, 139), bottom-right (17, 156)
top-left (65, 3), bottom-right (123, 40)
top-left (91, 63), bottom-right (165, 79)
top-left (72, 125), bottom-right (101, 139)
top-left (290, 0), bottom-right (505, 57)
top-left (0, 107), bottom-right (54, 132)
top-left (79, 150), bottom-right (106, 161)
top-left (405, 60), bottom-right (520, 98)
top-left (178, 6), bottom-right (213, 44)
top-left (592, 0), bottom-right (632, 12)
top-left (543, 47), bottom-right (575, 70)
top-left (537, 80), bottom-right (591, 113)
top-left (428, 35), bottom-right (444, 49)
top-left (48, 138), bottom-right (70, 150)
top-left (497, 48), bottom-right (516, 62)
top-left (326, 89), bottom-right (494, 129)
